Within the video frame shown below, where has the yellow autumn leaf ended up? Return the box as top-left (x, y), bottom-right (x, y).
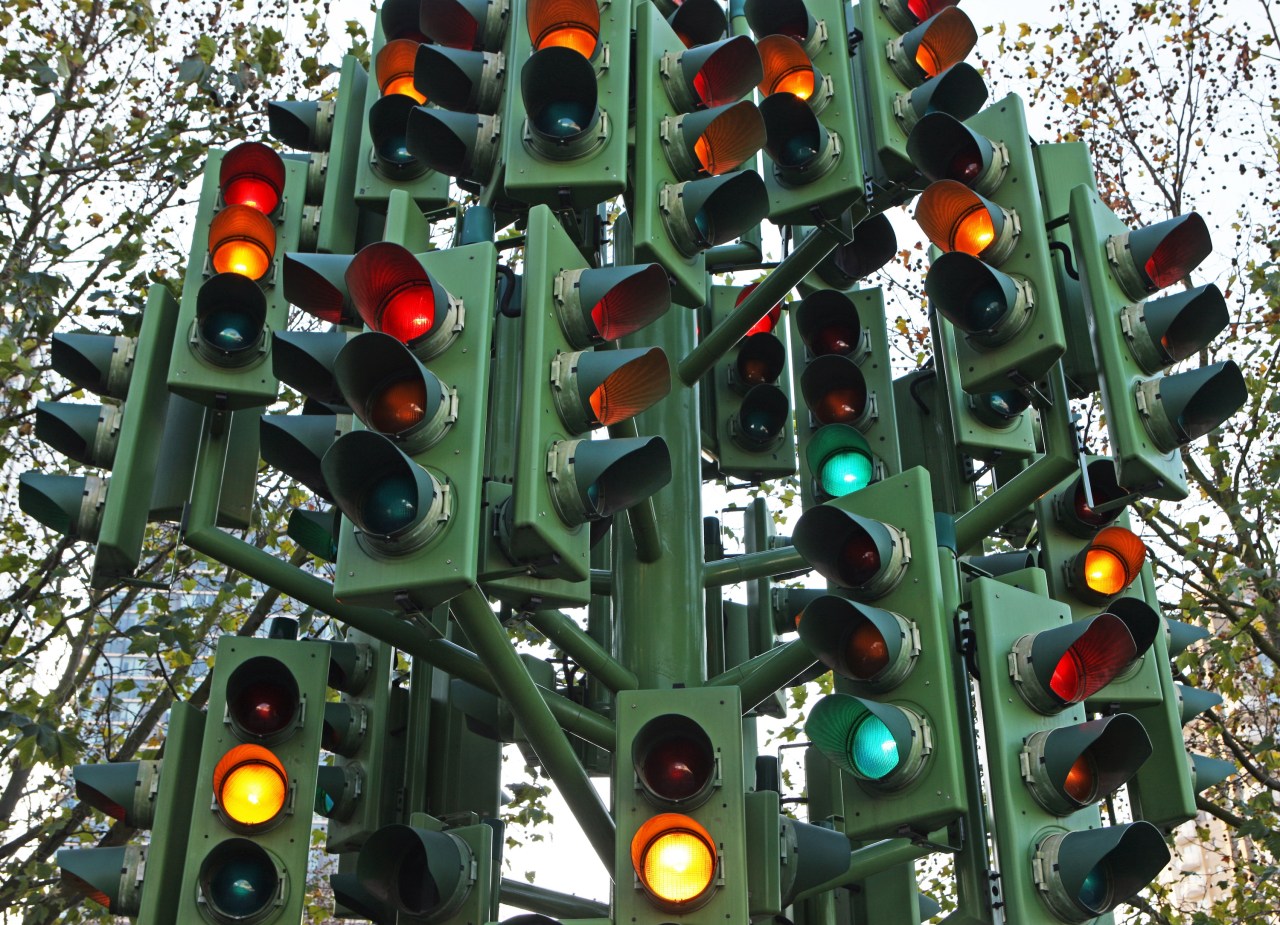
top-left (1065, 87), bottom-right (1082, 106)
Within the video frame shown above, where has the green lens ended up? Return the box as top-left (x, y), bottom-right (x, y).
top-left (850, 713), bottom-right (899, 780)
top-left (818, 449), bottom-right (874, 497)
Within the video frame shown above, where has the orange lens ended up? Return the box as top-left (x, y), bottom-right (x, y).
top-left (846, 619), bottom-right (890, 680)
top-left (912, 8), bottom-right (977, 78)
top-left (377, 39), bottom-right (426, 101)
top-left (370, 377), bottom-right (428, 433)
top-left (588, 351), bottom-right (670, 427)
top-left (757, 35), bottom-right (815, 99)
top-left (208, 205), bottom-right (276, 279)
top-left (528, 0), bottom-right (600, 57)
top-left (915, 180), bottom-right (1002, 258)
top-left (1081, 526), bottom-right (1146, 596)
top-left (213, 744), bottom-right (288, 827)
top-left (632, 814), bottom-right (717, 906)
top-left (1063, 752), bottom-right (1098, 804)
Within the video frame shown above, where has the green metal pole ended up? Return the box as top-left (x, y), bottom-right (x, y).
top-left (528, 609), bottom-right (638, 692)
top-left (702, 546), bottom-right (809, 587)
top-left (499, 879), bottom-right (610, 919)
top-left (703, 639), bottom-right (816, 713)
top-left (677, 222), bottom-right (844, 387)
top-left (615, 304), bottom-right (705, 688)
top-left (792, 838), bottom-right (935, 902)
top-left (609, 416), bottom-right (662, 562)
top-left (450, 586), bottom-right (615, 871)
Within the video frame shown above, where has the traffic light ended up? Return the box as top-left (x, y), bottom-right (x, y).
top-left (744, 0), bottom-right (866, 224)
top-left (57, 703), bottom-right (204, 922)
top-left (315, 630), bottom-right (409, 853)
top-left (969, 573), bottom-right (1170, 922)
top-left (794, 468), bottom-right (968, 840)
top-left (499, 0), bottom-right (631, 209)
top-left (1034, 458), bottom-right (1152, 616)
top-left (791, 287), bottom-right (902, 509)
top-left (268, 55), bottom-right (370, 255)
top-left (614, 688), bottom-right (749, 923)
top-left (799, 212), bottom-right (898, 293)
top-left (353, 0), bottom-right (450, 213)
top-left (175, 634), bottom-right (329, 925)
top-left (632, 1), bottom-right (770, 306)
top-left (912, 96), bottom-right (1068, 395)
top-left (1068, 184), bottom-right (1246, 500)
top-left (167, 141), bottom-right (310, 410)
top-left (322, 238), bottom-right (497, 611)
top-left (703, 284), bottom-right (797, 482)
top-left (500, 205), bottom-right (673, 582)
top-left (850, 0), bottom-right (987, 200)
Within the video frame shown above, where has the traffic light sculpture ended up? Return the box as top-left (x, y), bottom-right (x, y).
top-left (703, 284), bottom-right (797, 482)
top-left (744, 0), bottom-right (866, 224)
top-left (851, 0), bottom-right (988, 201)
top-left (614, 688), bottom-right (750, 923)
top-left (632, 1), bottom-right (770, 306)
top-left (501, 205), bottom-right (674, 582)
top-left (913, 96), bottom-right (1068, 396)
top-left (175, 635), bottom-right (329, 925)
top-left (795, 468), bottom-right (968, 840)
top-left (499, 0), bottom-right (632, 209)
top-left (969, 573), bottom-right (1171, 923)
top-left (1068, 184), bottom-right (1246, 500)
top-left (57, 704), bottom-right (204, 923)
top-left (353, 0), bottom-right (451, 212)
top-left (322, 237), bottom-right (497, 611)
top-left (167, 142), bottom-right (310, 410)
top-left (791, 287), bottom-right (901, 509)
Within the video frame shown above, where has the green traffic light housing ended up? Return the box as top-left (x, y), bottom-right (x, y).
top-left (661, 171), bottom-right (771, 256)
top-left (369, 93), bottom-right (429, 180)
top-left (520, 47), bottom-right (604, 160)
top-left (322, 430), bottom-right (451, 555)
top-left (58, 845), bottom-right (145, 915)
top-left (19, 471), bottom-right (105, 540)
top-left (546, 436), bottom-right (673, 527)
top-left (51, 332), bottom-right (135, 399)
top-left (1021, 714), bottom-right (1152, 816)
top-left (550, 346), bottom-right (672, 435)
top-left (1033, 822), bottom-right (1170, 922)
top-left (553, 264), bottom-right (673, 349)
top-left (896, 63), bottom-right (988, 134)
top-left (792, 506), bottom-right (909, 599)
top-left (35, 400), bottom-right (120, 468)
top-left (907, 110), bottom-right (1008, 195)
top-left (419, 0), bottom-right (509, 51)
top-left (806, 692), bottom-right (928, 788)
top-left (1135, 360), bottom-right (1247, 454)
top-left (267, 99), bottom-right (335, 151)
top-left (193, 272), bottom-right (268, 367)
top-left (1010, 598), bottom-right (1159, 714)
top-left (926, 251), bottom-right (1032, 346)
top-left (887, 8), bottom-right (977, 87)
top-left (406, 105), bottom-right (500, 187)
top-left (414, 45), bottom-right (505, 113)
top-left (355, 825), bottom-right (474, 920)
top-left (334, 331), bottom-right (456, 454)
top-left (797, 595), bottom-right (918, 690)
top-left (282, 252), bottom-right (357, 326)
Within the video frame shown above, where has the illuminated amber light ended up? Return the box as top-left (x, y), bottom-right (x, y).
top-left (370, 378), bottom-right (428, 433)
top-left (1063, 753), bottom-right (1098, 804)
top-left (909, 8), bottom-right (978, 79)
top-left (915, 180), bottom-right (1004, 258)
top-left (377, 39), bottom-right (426, 101)
top-left (757, 35), bottom-right (816, 99)
top-left (587, 351), bottom-right (669, 427)
top-left (208, 205), bottom-right (276, 279)
top-left (214, 744), bottom-right (288, 827)
top-left (528, 0), bottom-right (600, 57)
top-left (631, 814), bottom-right (717, 906)
top-left (1080, 527), bottom-right (1146, 597)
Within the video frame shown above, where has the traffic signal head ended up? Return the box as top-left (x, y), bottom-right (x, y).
top-left (633, 714), bottom-right (717, 809)
top-left (668, 0), bottom-right (727, 47)
top-left (665, 34), bottom-right (763, 111)
top-left (554, 264), bottom-right (672, 349)
top-left (797, 595), bottom-right (918, 690)
top-left (924, 251), bottom-right (1031, 346)
top-left (664, 171), bottom-right (771, 256)
top-left (1033, 823), bottom-right (1171, 922)
top-left (58, 846), bottom-right (145, 915)
top-left (887, 8), bottom-right (977, 85)
top-left (322, 429), bottom-right (450, 554)
top-left (806, 692), bottom-right (927, 788)
top-left (545, 437), bottom-right (672, 527)
top-left (1010, 598), bottom-right (1159, 714)
top-left (356, 825), bottom-right (474, 920)
top-left (405, 105), bottom-right (500, 186)
top-left (414, 44), bottom-right (504, 114)
top-left (72, 760), bottom-right (160, 826)
top-left (1053, 459), bottom-right (1127, 538)
top-left (346, 242), bottom-right (460, 359)
top-left (212, 744), bottom-right (290, 830)
top-left (334, 332), bottom-right (456, 453)
top-left (1021, 714), bottom-right (1152, 816)
top-left (419, 0), bottom-right (508, 51)
top-left (1124, 283), bottom-right (1229, 374)
top-left (916, 180), bottom-right (1017, 264)
top-left (193, 272), bottom-right (268, 367)
top-left (196, 838), bottom-right (287, 925)
top-left (1109, 212), bottom-right (1212, 300)
top-left (1068, 525), bottom-right (1146, 603)
top-left (791, 507), bottom-right (909, 598)
top-left (630, 813), bottom-right (719, 911)
top-left (664, 100), bottom-right (766, 178)
top-left (551, 347), bottom-right (672, 435)
top-left (907, 110), bottom-right (1008, 195)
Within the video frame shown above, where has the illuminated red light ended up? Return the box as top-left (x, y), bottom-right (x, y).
top-left (1048, 615), bottom-right (1137, 704)
top-left (736, 284), bottom-right (782, 336)
top-left (219, 142), bottom-right (285, 214)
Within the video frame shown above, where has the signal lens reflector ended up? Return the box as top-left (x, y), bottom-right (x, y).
top-left (527, 0), bottom-right (600, 57)
top-left (214, 745), bottom-right (289, 827)
top-left (377, 39), bottom-right (426, 101)
top-left (631, 814), bottom-right (717, 908)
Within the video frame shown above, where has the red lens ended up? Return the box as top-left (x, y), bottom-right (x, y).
top-left (232, 682), bottom-right (295, 737)
top-left (642, 737), bottom-right (714, 802)
top-left (1048, 616), bottom-right (1138, 704)
top-left (378, 282), bottom-right (437, 345)
top-left (1145, 215), bottom-right (1211, 289)
top-left (839, 531), bottom-right (881, 587)
top-left (223, 177), bottom-right (280, 214)
top-left (369, 378), bottom-right (427, 433)
top-left (1063, 753), bottom-right (1098, 804)
top-left (737, 285), bottom-right (783, 336)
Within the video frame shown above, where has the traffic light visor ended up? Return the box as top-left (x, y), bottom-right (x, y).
top-left (906, 111), bottom-right (1003, 193)
top-left (521, 48), bottom-right (602, 154)
top-left (1117, 212), bottom-right (1212, 295)
top-left (283, 253), bottom-right (355, 326)
top-left (1057, 458), bottom-right (1127, 536)
top-left (59, 846), bottom-right (142, 914)
top-left (756, 35), bottom-right (817, 100)
top-left (1074, 525), bottom-right (1146, 599)
top-left (895, 8), bottom-right (977, 81)
top-left (419, 0), bottom-right (486, 49)
top-left (806, 693), bottom-right (923, 784)
top-left (915, 180), bottom-right (1013, 263)
top-left (346, 243), bottom-right (457, 357)
top-left (797, 596), bottom-right (914, 689)
top-left (815, 214), bottom-right (898, 288)
top-left (882, 0), bottom-right (961, 30)
top-left (550, 436), bottom-right (672, 524)
top-left (196, 272), bottom-right (268, 363)
top-left (335, 331), bottom-right (453, 452)
top-left (631, 814), bottom-right (718, 909)
top-left (679, 101), bottom-right (767, 177)
top-left (406, 107), bottom-right (499, 184)
top-left (563, 347), bottom-right (672, 431)
top-left (760, 91), bottom-right (835, 179)
top-left (225, 656), bottom-right (301, 742)
top-left (198, 838), bottom-right (284, 925)
top-left (1139, 360), bottom-right (1247, 452)
top-left (561, 264), bottom-right (673, 346)
top-left (369, 94), bottom-right (427, 179)
top-left (209, 205), bottom-right (276, 279)
top-left (1127, 283), bottom-right (1229, 371)
top-left (213, 744), bottom-right (289, 829)
top-left (414, 45), bottom-right (503, 113)
top-left (322, 430), bottom-right (447, 547)
top-left (1035, 823), bottom-right (1170, 919)
top-left (925, 251), bottom-right (1028, 345)
top-left (677, 34), bottom-right (762, 108)
top-left (526, 0), bottom-right (600, 57)
top-left (744, 0), bottom-right (816, 45)
top-left (1015, 613), bottom-right (1138, 713)
top-left (220, 142), bottom-right (285, 214)
top-left (665, 171), bottom-right (770, 254)
top-left (356, 824), bottom-right (470, 917)
top-left (1025, 714), bottom-right (1152, 815)
top-left (669, 0), bottom-right (728, 48)
top-left (903, 63), bottom-right (988, 128)
top-left (792, 507), bottom-right (908, 598)
top-left (633, 714), bottom-right (717, 808)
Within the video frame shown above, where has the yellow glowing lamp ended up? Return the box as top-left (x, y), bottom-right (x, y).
top-left (914, 179), bottom-right (1017, 265)
top-left (376, 39), bottom-right (426, 102)
top-left (527, 0), bottom-right (600, 58)
top-left (631, 813), bottom-right (718, 909)
top-left (1071, 526), bottom-right (1147, 603)
top-left (208, 205), bottom-right (276, 280)
top-left (213, 744), bottom-right (289, 829)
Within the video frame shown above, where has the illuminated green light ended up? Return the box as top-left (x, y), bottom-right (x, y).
top-left (818, 449), bottom-right (874, 497)
top-left (850, 713), bottom-right (900, 780)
